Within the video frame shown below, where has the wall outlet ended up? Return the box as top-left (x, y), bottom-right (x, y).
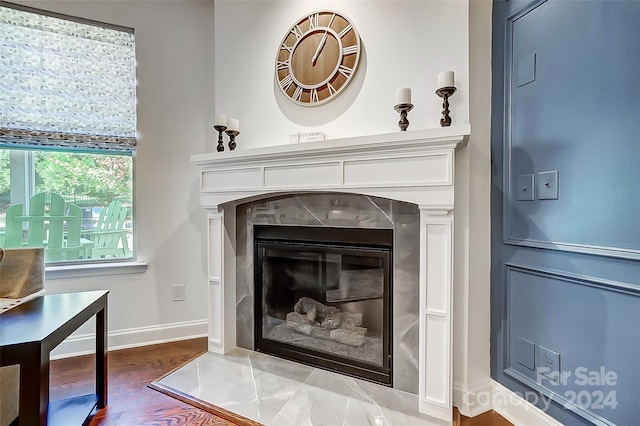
top-left (537, 345), bottom-right (560, 383)
top-left (172, 284), bottom-right (185, 302)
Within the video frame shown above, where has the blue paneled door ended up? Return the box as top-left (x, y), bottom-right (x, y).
top-left (490, 1), bottom-right (640, 425)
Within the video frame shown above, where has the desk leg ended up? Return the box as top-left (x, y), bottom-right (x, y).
top-left (96, 297), bottom-right (108, 408)
top-left (19, 346), bottom-right (49, 425)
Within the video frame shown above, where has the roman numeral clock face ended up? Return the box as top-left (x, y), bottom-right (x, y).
top-left (276, 11), bottom-right (361, 106)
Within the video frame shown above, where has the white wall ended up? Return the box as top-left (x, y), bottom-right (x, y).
top-left (214, 0), bottom-right (469, 147)
top-left (453, 0), bottom-right (492, 416)
top-left (13, 0), bottom-right (215, 356)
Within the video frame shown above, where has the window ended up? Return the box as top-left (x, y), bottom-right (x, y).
top-left (0, 2), bottom-right (136, 264)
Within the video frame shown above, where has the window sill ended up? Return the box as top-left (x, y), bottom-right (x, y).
top-left (46, 261), bottom-right (148, 280)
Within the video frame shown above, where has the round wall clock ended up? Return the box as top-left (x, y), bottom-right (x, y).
top-left (275, 11), bottom-right (361, 106)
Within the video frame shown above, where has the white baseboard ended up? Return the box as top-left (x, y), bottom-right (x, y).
top-left (453, 379), bottom-right (493, 417)
top-left (491, 380), bottom-right (563, 426)
top-left (50, 319), bottom-right (208, 359)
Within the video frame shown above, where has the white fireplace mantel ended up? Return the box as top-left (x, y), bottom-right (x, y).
top-left (191, 124), bottom-right (470, 424)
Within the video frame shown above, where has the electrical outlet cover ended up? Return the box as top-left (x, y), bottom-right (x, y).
top-left (172, 284), bottom-right (185, 302)
top-left (515, 337), bottom-right (536, 370)
top-left (538, 345), bottom-right (561, 383)
top-left (537, 171), bottom-right (559, 200)
top-left (516, 174), bottom-right (535, 201)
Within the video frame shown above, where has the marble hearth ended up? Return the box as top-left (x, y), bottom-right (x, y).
top-left (155, 347), bottom-right (444, 425)
top-left (191, 125), bottom-right (470, 424)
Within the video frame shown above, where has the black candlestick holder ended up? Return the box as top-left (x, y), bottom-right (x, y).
top-left (214, 125), bottom-right (227, 152)
top-left (394, 103), bottom-right (414, 131)
top-left (435, 86), bottom-right (457, 127)
top-left (225, 129), bottom-right (239, 151)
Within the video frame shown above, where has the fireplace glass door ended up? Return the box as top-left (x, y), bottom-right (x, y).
top-left (254, 225), bottom-right (392, 385)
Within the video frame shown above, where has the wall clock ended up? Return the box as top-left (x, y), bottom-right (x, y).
top-left (275, 11), bottom-right (361, 106)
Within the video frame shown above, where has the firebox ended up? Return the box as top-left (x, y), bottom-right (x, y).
top-left (254, 225), bottom-right (393, 386)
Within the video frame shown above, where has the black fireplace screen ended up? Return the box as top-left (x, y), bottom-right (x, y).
top-left (254, 225), bottom-right (393, 385)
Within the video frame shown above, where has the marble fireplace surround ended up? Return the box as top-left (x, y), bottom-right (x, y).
top-left (191, 125), bottom-right (470, 423)
top-left (235, 193), bottom-right (419, 392)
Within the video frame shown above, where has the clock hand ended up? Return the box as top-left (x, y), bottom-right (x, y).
top-left (311, 31), bottom-right (328, 66)
top-left (311, 14), bottom-right (336, 66)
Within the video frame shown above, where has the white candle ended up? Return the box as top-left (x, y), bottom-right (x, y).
top-left (214, 113), bottom-right (226, 126)
top-left (227, 117), bottom-right (239, 132)
top-left (396, 88), bottom-right (411, 105)
top-left (437, 70), bottom-right (454, 89)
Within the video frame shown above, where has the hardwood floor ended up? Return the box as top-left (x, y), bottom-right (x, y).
top-left (50, 338), bottom-right (234, 425)
top-left (455, 407), bottom-right (513, 426)
top-left (50, 338), bottom-right (512, 425)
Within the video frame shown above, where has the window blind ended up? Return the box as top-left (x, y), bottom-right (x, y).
top-left (0, 2), bottom-right (136, 152)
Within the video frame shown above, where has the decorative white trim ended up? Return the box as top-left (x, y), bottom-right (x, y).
top-left (194, 126), bottom-right (468, 210)
top-left (419, 210), bottom-right (454, 421)
top-left (206, 210), bottom-right (237, 354)
top-left (46, 261), bottom-right (148, 280)
top-left (492, 381), bottom-right (564, 426)
top-left (192, 125), bottom-right (470, 168)
top-left (419, 205), bottom-right (454, 215)
top-left (453, 379), bottom-right (493, 417)
top-left (207, 211), bottom-right (224, 350)
top-left (49, 319), bottom-right (208, 359)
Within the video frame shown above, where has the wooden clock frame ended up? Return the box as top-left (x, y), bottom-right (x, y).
top-left (275, 11), bottom-right (361, 106)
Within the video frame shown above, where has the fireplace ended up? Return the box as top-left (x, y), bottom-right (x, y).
top-left (254, 225), bottom-right (393, 385)
top-left (236, 193), bottom-right (420, 393)
top-left (191, 126), bottom-right (471, 422)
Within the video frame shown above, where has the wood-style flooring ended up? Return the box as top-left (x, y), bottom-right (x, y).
top-left (51, 338), bottom-right (232, 425)
top-left (455, 408), bottom-right (513, 426)
top-left (49, 338), bottom-right (512, 426)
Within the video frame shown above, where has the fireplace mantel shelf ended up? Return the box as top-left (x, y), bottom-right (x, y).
top-left (192, 124), bottom-right (470, 167)
top-left (191, 123), bottom-right (471, 425)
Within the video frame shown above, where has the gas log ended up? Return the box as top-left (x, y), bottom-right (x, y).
top-left (286, 297), bottom-right (367, 346)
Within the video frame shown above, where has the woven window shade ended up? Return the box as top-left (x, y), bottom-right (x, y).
top-left (0, 3), bottom-right (136, 152)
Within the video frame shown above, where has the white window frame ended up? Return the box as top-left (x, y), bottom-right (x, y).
top-left (0, 2), bottom-right (146, 277)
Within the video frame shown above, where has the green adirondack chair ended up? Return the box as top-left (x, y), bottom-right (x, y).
top-left (45, 195), bottom-right (84, 262)
top-left (1, 193), bottom-right (86, 261)
top-left (3, 192), bottom-right (49, 248)
top-left (83, 200), bottom-right (131, 259)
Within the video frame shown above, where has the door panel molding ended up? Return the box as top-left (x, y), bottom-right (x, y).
top-left (501, 0), bottom-right (639, 261)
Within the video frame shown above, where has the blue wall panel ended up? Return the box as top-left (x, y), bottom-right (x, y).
top-left (491, 1), bottom-right (640, 425)
top-left (505, 0), bottom-right (640, 257)
top-left (505, 265), bottom-right (640, 425)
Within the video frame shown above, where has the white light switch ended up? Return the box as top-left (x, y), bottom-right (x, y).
top-left (537, 171), bottom-right (559, 200)
top-left (516, 174), bottom-right (535, 201)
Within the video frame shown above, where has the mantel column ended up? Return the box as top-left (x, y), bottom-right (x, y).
top-left (418, 208), bottom-right (454, 423)
top-left (206, 208), bottom-right (236, 353)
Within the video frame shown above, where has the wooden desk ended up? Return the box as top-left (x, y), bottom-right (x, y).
top-left (0, 291), bottom-right (108, 425)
